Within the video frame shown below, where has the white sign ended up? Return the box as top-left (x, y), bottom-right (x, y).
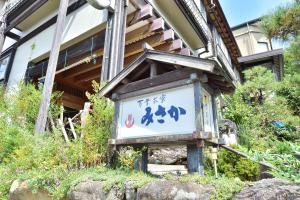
top-left (117, 84), bottom-right (196, 139)
top-left (203, 89), bottom-right (215, 134)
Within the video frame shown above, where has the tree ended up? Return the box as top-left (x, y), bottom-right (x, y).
top-left (261, 0), bottom-right (300, 41)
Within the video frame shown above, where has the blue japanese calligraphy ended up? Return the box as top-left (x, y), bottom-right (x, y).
top-left (141, 107), bottom-right (154, 126)
top-left (155, 105), bottom-right (167, 123)
top-left (168, 106), bottom-right (186, 122)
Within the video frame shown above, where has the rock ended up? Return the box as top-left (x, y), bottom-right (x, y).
top-left (148, 145), bottom-right (187, 165)
top-left (125, 181), bottom-right (136, 200)
top-left (9, 180), bottom-right (51, 200)
top-left (219, 119), bottom-right (238, 145)
top-left (106, 186), bottom-right (124, 200)
top-left (68, 180), bottom-right (124, 200)
top-left (137, 180), bottom-right (215, 200)
top-left (67, 180), bottom-right (106, 200)
top-left (233, 178), bottom-right (300, 200)
top-left (148, 164), bottom-right (188, 175)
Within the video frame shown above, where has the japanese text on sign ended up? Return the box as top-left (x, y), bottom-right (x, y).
top-left (117, 85), bottom-right (196, 139)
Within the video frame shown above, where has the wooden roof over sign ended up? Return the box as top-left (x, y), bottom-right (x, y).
top-left (100, 49), bottom-right (236, 98)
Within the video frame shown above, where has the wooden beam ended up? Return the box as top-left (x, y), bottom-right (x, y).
top-left (74, 68), bottom-right (101, 83)
top-left (207, 74), bottom-right (226, 82)
top-left (109, 132), bottom-right (208, 145)
top-left (127, 4), bottom-right (153, 26)
top-left (126, 18), bottom-right (164, 45)
top-left (116, 69), bottom-right (192, 95)
top-left (150, 63), bottom-right (157, 78)
top-left (61, 92), bottom-right (86, 110)
top-left (175, 48), bottom-right (192, 56)
top-left (60, 21), bottom-right (164, 79)
top-left (124, 53), bottom-right (143, 67)
top-left (130, 63), bottom-right (151, 81)
top-left (125, 29), bottom-right (174, 57)
top-left (60, 57), bottom-right (102, 78)
top-left (35, 0), bottom-right (69, 134)
top-left (65, 30), bottom-right (175, 81)
top-left (155, 39), bottom-right (183, 52)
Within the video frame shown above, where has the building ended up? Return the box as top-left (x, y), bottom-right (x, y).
top-left (0, 0), bottom-right (242, 112)
top-left (232, 18), bottom-right (272, 56)
top-left (232, 18), bottom-right (284, 81)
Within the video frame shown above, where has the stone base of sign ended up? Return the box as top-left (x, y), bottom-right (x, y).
top-left (108, 133), bottom-right (225, 175)
top-left (148, 164), bottom-right (188, 175)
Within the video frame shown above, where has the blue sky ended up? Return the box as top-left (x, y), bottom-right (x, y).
top-left (219, 0), bottom-right (294, 27)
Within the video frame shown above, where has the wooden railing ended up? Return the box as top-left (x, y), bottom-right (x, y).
top-left (49, 102), bottom-right (91, 142)
top-left (1, 0), bottom-right (24, 15)
top-left (181, 0), bottom-right (212, 40)
top-left (216, 44), bottom-right (237, 80)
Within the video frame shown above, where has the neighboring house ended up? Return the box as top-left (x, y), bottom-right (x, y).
top-left (0, 0), bottom-right (242, 111)
top-left (232, 18), bottom-right (272, 56)
top-left (232, 18), bottom-right (284, 81)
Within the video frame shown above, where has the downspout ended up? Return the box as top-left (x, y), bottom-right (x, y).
top-left (101, 0), bottom-right (128, 81)
top-left (246, 22), bottom-right (254, 54)
top-left (101, 13), bottom-right (113, 81)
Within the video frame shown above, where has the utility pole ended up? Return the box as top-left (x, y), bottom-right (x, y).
top-left (35, 0), bottom-right (69, 134)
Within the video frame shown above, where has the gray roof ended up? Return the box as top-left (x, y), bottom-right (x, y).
top-left (238, 49), bottom-right (284, 81)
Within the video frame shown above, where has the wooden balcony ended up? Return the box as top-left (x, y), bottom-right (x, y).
top-left (216, 44), bottom-right (237, 81)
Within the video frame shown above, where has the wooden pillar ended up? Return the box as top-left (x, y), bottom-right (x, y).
top-left (150, 63), bottom-right (157, 78)
top-left (187, 143), bottom-right (204, 175)
top-left (134, 146), bottom-right (148, 173)
top-left (188, 75), bottom-right (205, 175)
top-left (35, 0), bottom-right (69, 134)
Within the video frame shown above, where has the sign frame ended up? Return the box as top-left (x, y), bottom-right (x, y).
top-left (109, 71), bottom-right (218, 145)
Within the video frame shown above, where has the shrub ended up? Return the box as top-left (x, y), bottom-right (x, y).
top-left (0, 82), bottom-right (115, 199)
top-left (217, 148), bottom-right (260, 181)
top-left (84, 81), bottom-right (114, 165)
top-left (117, 146), bottom-right (145, 170)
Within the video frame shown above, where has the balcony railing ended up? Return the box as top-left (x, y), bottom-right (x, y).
top-left (1, 0), bottom-right (25, 15)
top-left (216, 44), bottom-right (236, 80)
top-left (181, 0), bottom-right (212, 40)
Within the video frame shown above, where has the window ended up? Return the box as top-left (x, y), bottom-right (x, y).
top-left (257, 42), bottom-right (269, 53)
top-left (195, 0), bottom-right (207, 21)
top-left (0, 56), bottom-right (10, 81)
top-left (215, 31), bottom-right (231, 65)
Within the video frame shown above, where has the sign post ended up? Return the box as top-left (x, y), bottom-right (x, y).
top-left (100, 50), bottom-right (228, 175)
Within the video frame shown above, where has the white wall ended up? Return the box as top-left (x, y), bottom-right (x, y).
top-left (7, 4), bottom-right (108, 89)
